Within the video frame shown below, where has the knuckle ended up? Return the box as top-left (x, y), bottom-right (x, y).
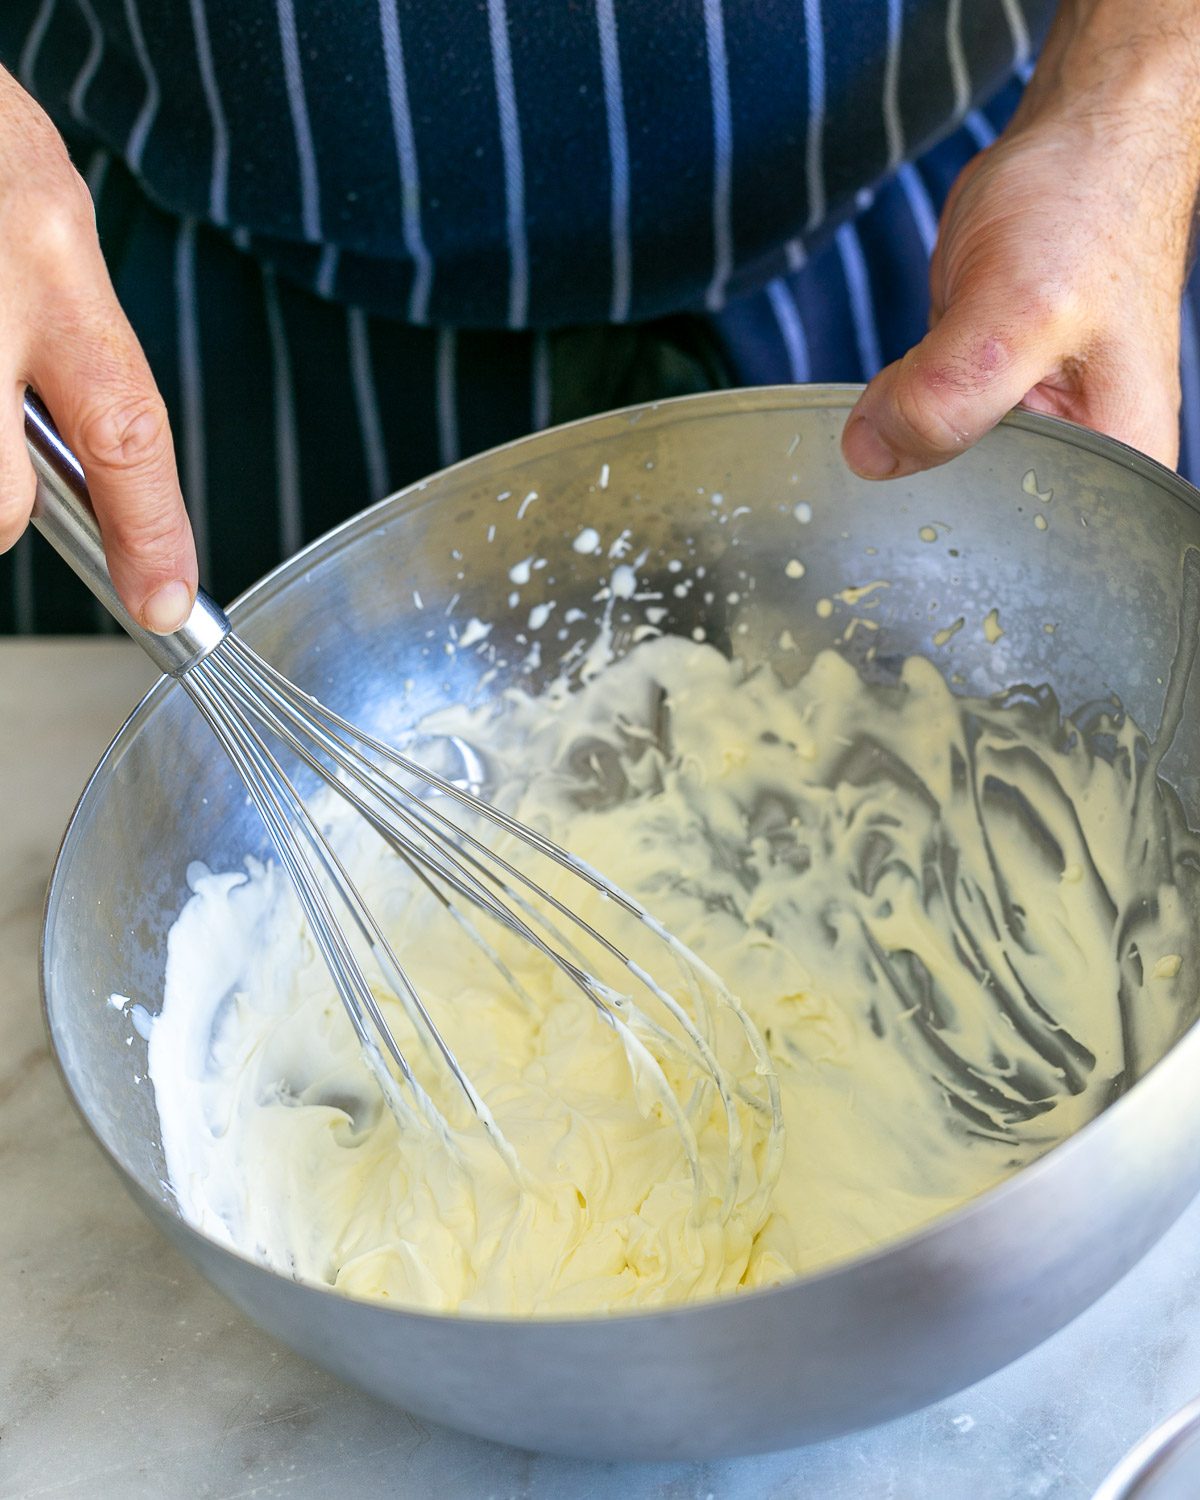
top-left (1015, 278), bottom-right (1081, 335)
top-left (8, 178), bottom-right (95, 269)
top-left (78, 391), bottom-right (171, 474)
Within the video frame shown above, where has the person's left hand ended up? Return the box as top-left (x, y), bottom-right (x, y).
top-left (842, 3), bottom-right (1200, 480)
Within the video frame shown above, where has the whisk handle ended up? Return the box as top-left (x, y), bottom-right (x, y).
top-left (23, 391), bottom-right (230, 676)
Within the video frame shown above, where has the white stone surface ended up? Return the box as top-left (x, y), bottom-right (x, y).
top-left (2, 638), bottom-right (1199, 1499)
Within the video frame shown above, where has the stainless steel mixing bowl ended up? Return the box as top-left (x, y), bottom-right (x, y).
top-left (41, 387), bottom-right (1200, 1460)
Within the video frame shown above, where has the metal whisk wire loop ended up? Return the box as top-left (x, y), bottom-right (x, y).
top-left (25, 392), bottom-right (784, 1219)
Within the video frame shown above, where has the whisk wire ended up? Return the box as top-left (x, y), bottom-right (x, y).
top-left (236, 635), bottom-right (782, 1138)
top-left (186, 664), bottom-right (479, 1160)
top-left (188, 634), bottom-right (782, 1216)
top-left (184, 671), bottom-right (430, 1136)
top-left (219, 636), bottom-right (767, 1210)
top-left (227, 648), bottom-right (764, 1071)
top-left (199, 644), bottom-right (734, 1203)
top-left (24, 393), bottom-right (783, 1225)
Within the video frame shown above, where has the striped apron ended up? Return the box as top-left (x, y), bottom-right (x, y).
top-left (4, 2), bottom-right (1196, 633)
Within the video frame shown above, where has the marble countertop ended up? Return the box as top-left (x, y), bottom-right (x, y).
top-left (4, 638), bottom-right (1200, 1500)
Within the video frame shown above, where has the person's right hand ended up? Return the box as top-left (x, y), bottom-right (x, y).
top-left (841, 0), bottom-right (1200, 485)
top-left (0, 65), bottom-right (196, 632)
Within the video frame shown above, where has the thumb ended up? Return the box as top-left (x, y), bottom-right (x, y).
top-left (841, 290), bottom-right (1071, 479)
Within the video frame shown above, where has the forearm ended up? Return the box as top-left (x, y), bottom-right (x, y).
top-left (1029, 0), bottom-right (1200, 126)
top-left (1018, 0), bottom-right (1200, 259)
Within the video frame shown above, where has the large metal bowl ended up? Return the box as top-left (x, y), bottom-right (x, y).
top-left (41, 387), bottom-right (1200, 1460)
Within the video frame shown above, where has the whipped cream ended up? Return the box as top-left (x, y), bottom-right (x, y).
top-left (148, 638), bottom-right (1199, 1315)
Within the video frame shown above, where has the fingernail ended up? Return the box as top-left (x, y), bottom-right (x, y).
top-left (843, 416), bottom-right (900, 479)
top-left (141, 581), bottom-right (192, 634)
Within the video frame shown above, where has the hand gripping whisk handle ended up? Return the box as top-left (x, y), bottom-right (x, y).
top-left (23, 390), bottom-right (230, 677)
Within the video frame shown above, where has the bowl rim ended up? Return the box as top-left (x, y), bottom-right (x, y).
top-left (39, 382), bottom-right (1200, 1330)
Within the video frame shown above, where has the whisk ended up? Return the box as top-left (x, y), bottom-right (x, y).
top-left (25, 393), bottom-right (783, 1218)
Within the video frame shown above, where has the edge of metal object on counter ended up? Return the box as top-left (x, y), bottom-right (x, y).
top-left (1093, 1395), bottom-right (1200, 1499)
top-left (37, 385), bottom-right (1200, 1461)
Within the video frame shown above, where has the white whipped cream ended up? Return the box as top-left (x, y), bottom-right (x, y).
top-left (148, 638), bottom-right (1198, 1315)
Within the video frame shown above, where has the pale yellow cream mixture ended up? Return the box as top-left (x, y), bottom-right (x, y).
top-left (149, 638), bottom-right (1198, 1315)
